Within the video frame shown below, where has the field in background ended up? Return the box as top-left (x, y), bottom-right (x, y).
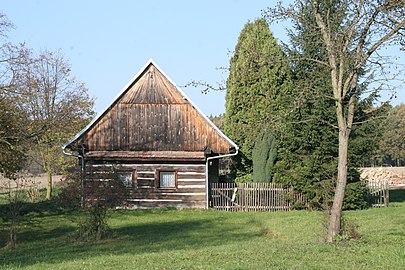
top-left (0, 190), bottom-right (404, 270)
top-left (0, 174), bottom-right (64, 191)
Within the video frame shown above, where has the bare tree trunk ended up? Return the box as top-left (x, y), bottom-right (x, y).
top-left (6, 199), bottom-right (18, 249)
top-left (6, 215), bottom-right (17, 249)
top-left (327, 116), bottom-right (350, 242)
top-left (46, 170), bottom-right (53, 200)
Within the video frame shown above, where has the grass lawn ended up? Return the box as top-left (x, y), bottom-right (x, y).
top-left (0, 190), bottom-right (404, 269)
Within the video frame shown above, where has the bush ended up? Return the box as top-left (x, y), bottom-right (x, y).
top-left (343, 182), bottom-right (370, 210)
top-left (57, 172), bottom-right (82, 210)
top-left (66, 169), bottom-right (129, 242)
top-left (77, 203), bottom-right (110, 241)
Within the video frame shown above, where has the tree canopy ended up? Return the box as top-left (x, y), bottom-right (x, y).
top-left (9, 49), bottom-right (95, 199)
top-left (224, 18), bottom-right (291, 181)
top-left (377, 104), bottom-right (405, 166)
top-left (265, 0), bottom-right (405, 242)
top-left (0, 13), bottom-right (95, 199)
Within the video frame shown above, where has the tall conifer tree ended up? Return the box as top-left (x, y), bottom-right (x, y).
top-left (224, 18), bottom-right (291, 181)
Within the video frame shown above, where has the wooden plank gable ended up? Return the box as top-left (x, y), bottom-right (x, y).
top-left (65, 60), bottom-right (237, 157)
top-left (119, 65), bottom-right (185, 105)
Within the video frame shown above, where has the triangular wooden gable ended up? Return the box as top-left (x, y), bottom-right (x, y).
top-left (65, 60), bottom-right (237, 159)
top-left (119, 65), bottom-right (185, 105)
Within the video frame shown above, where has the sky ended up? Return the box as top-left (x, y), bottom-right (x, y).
top-left (1, 0), bottom-right (404, 117)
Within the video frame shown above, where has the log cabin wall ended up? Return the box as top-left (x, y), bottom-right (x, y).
top-left (85, 161), bottom-right (207, 209)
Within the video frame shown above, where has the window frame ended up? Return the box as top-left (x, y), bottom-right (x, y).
top-left (117, 170), bottom-right (137, 188)
top-left (158, 170), bottom-right (177, 189)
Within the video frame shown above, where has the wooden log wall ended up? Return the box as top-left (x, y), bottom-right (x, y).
top-left (84, 162), bottom-right (207, 209)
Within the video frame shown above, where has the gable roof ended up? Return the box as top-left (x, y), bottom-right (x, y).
top-left (63, 59), bottom-right (238, 155)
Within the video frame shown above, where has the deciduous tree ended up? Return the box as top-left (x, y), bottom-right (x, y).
top-left (271, 0), bottom-right (383, 210)
top-left (0, 12), bottom-right (28, 178)
top-left (11, 50), bottom-right (94, 199)
top-left (265, 0), bottom-right (405, 242)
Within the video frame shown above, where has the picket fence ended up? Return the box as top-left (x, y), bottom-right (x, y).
top-left (210, 182), bottom-right (307, 212)
top-left (367, 181), bottom-right (389, 207)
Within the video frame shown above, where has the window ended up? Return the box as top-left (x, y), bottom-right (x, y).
top-left (118, 171), bottom-right (136, 188)
top-left (159, 171), bottom-right (176, 188)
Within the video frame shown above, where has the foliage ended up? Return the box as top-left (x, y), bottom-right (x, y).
top-left (74, 168), bottom-right (129, 241)
top-left (224, 18), bottom-right (291, 178)
top-left (0, 176), bottom-right (46, 249)
top-left (0, 98), bottom-right (27, 178)
top-left (252, 130), bottom-right (277, 183)
top-left (0, 13), bottom-right (28, 179)
top-left (208, 113), bottom-right (225, 132)
top-left (343, 181), bottom-right (370, 210)
top-left (270, 1), bottom-right (379, 210)
top-left (348, 98), bottom-right (390, 167)
top-left (273, 98), bottom-right (339, 209)
top-left (77, 203), bottom-right (110, 241)
top-left (8, 49), bottom-right (95, 199)
top-left (0, 12), bottom-right (95, 200)
top-left (57, 172), bottom-right (83, 210)
top-left (376, 104), bottom-right (405, 166)
top-left (234, 171), bottom-right (253, 183)
top-left (265, 0), bottom-right (405, 242)
top-left (2, 180), bottom-right (23, 249)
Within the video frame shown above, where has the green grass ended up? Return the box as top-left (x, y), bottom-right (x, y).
top-left (0, 191), bottom-right (404, 269)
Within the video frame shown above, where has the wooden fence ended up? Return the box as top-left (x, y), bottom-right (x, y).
top-left (367, 181), bottom-right (389, 207)
top-left (210, 183), bottom-right (307, 212)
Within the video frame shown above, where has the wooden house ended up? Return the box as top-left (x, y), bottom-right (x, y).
top-left (63, 60), bottom-right (238, 209)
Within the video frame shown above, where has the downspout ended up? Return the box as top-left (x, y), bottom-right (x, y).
top-left (205, 148), bottom-right (239, 209)
top-left (62, 145), bottom-right (85, 208)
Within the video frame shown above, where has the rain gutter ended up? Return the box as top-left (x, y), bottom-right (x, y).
top-left (205, 148), bottom-right (239, 209)
top-left (62, 144), bottom-right (85, 207)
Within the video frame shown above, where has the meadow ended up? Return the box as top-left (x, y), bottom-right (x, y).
top-left (0, 190), bottom-right (404, 269)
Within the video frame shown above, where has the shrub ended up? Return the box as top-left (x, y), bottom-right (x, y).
top-left (343, 182), bottom-right (370, 210)
top-left (77, 203), bottom-right (110, 241)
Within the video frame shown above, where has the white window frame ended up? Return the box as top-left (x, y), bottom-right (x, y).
top-left (159, 171), bottom-right (177, 189)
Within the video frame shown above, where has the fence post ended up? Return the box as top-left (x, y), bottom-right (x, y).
top-left (384, 182), bottom-right (389, 207)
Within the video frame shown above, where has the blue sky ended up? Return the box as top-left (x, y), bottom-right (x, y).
top-left (2, 0), bottom-right (403, 116)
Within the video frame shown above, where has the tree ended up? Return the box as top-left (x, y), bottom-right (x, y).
top-left (0, 12), bottom-right (29, 178)
top-left (0, 97), bottom-right (27, 178)
top-left (270, 1), bottom-right (340, 208)
top-left (0, 12), bottom-right (30, 250)
top-left (271, 1), bottom-right (383, 210)
top-left (265, 0), bottom-right (405, 242)
top-left (252, 130), bottom-right (277, 183)
top-left (11, 49), bottom-right (95, 200)
top-left (209, 113), bottom-right (225, 132)
top-left (377, 104), bottom-right (405, 166)
top-left (224, 18), bottom-right (291, 181)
